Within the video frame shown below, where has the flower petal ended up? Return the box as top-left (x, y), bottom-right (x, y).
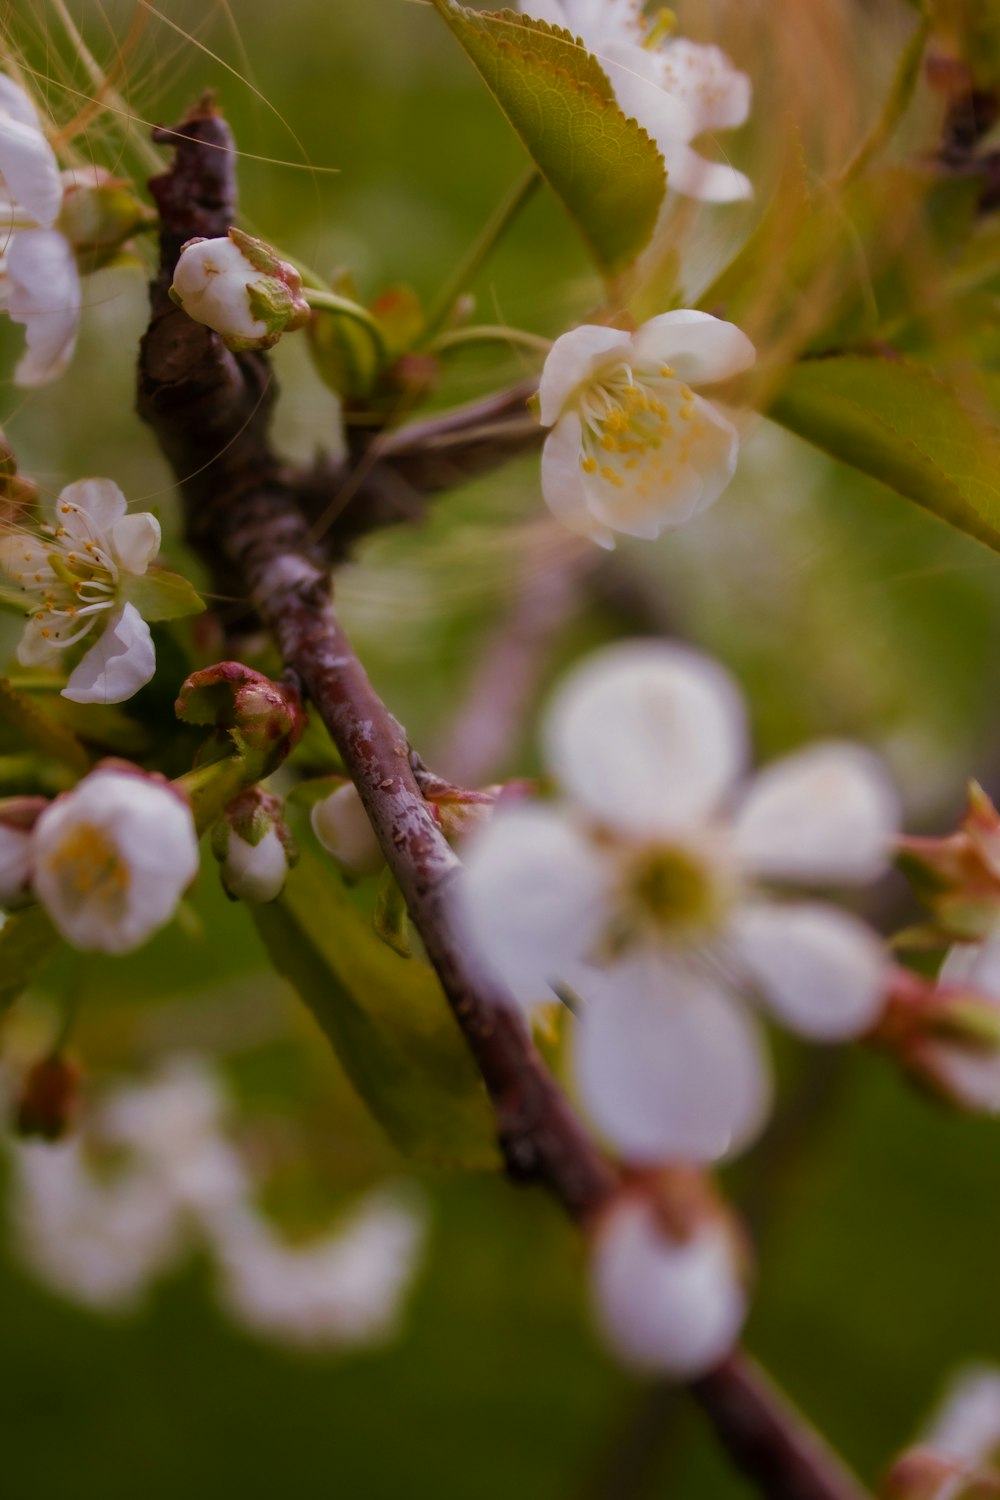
top-left (57, 477), bottom-right (129, 536)
top-left (659, 143), bottom-right (753, 203)
top-left (730, 900), bottom-right (889, 1040)
top-left (591, 1198), bottom-right (746, 1376)
top-left (0, 107), bottom-right (62, 227)
top-left (541, 411), bottom-right (616, 549)
top-left (7, 229), bottom-right (80, 386)
top-left (600, 39), bottom-right (699, 149)
top-left (0, 76), bottom-right (44, 132)
top-left (658, 40), bottom-right (752, 133)
top-left (574, 952), bottom-right (771, 1162)
top-left (110, 512), bottom-right (161, 575)
top-left (732, 742), bottom-right (900, 886)
top-left (62, 602), bottom-right (155, 705)
top-left (940, 934), bottom-right (1000, 999)
top-left (632, 310), bottom-right (756, 387)
top-left (538, 324), bottom-right (632, 427)
top-left (456, 803), bottom-right (611, 1011)
top-left (16, 613), bottom-right (61, 668)
top-left (544, 640), bottom-right (747, 838)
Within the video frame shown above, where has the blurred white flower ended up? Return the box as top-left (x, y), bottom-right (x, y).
top-left (591, 1194), bottom-right (745, 1376)
top-left (923, 1366), bottom-right (1000, 1470)
top-left (311, 782), bottom-right (385, 877)
top-left (538, 312), bottom-right (755, 547)
top-left (211, 1190), bottom-right (428, 1351)
top-left (6, 1056), bottom-right (429, 1352)
top-left (459, 641), bottom-right (899, 1163)
top-left (0, 478), bottom-right (161, 704)
top-left (518, 2), bottom-right (752, 201)
top-left (0, 797), bottom-right (44, 908)
top-left (213, 789), bottom-right (295, 904)
top-left (0, 74), bottom-right (80, 385)
top-left (10, 1137), bottom-right (187, 1311)
top-left (32, 768), bottom-right (199, 955)
top-left (915, 938), bottom-right (1000, 1114)
top-left (170, 229), bottom-right (310, 351)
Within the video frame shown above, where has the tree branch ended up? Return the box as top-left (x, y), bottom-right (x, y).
top-left (136, 98), bottom-right (874, 1500)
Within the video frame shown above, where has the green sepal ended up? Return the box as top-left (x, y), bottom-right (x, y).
top-left (122, 568), bottom-right (206, 623)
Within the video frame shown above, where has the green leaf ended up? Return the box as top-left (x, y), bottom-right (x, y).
top-left (430, 2), bottom-right (665, 276)
top-left (769, 355), bottom-right (1000, 553)
top-left (372, 868), bottom-right (412, 958)
top-left (123, 568), bottom-right (205, 622)
top-left (0, 906), bottom-right (61, 1016)
top-left (0, 677), bottom-right (90, 774)
top-left (253, 848), bottom-right (499, 1169)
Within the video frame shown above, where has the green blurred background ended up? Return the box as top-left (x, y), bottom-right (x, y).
top-left (3, 2), bottom-right (1000, 1496)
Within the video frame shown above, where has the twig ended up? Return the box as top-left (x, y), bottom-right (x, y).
top-left (136, 98), bottom-right (875, 1500)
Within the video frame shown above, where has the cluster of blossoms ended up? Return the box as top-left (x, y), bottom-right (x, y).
top-left (0, 766), bottom-right (199, 955)
top-left (520, 0), bottom-right (752, 203)
top-left (7, 1057), bottom-right (427, 1347)
top-left (0, 478), bottom-right (161, 704)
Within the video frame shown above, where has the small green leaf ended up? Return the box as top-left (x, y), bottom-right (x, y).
top-left (0, 677), bottom-right (90, 774)
top-left (769, 355), bottom-right (1000, 553)
top-left (0, 906), bottom-right (61, 1016)
top-left (253, 848), bottom-right (499, 1169)
top-left (373, 868), bottom-right (411, 958)
top-left (123, 569), bottom-right (205, 622)
top-left (431, 2), bottom-right (665, 276)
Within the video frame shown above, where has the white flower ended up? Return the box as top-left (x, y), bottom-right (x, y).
top-left (210, 1189), bottom-right (428, 1351)
top-left (31, 768), bottom-right (199, 955)
top-left (591, 1195), bottom-right (746, 1376)
top-left (518, 1), bottom-right (752, 202)
top-left (220, 827), bottom-right (290, 903)
top-left (0, 477), bottom-right (161, 703)
top-left (170, 229), bottom-right (310, 351)
top-left (917, 937), bottom-right (1000, 1114)
top-left (0, 74), bottom-right (81, 385)
top-left (459, 641), bottom-right (899, 1163)
top-left (538, 312), bottom-right (755, 547)
top-left (311, 782), bottom-right (385, 877)
top-left (922, 1367), bottom-right (1000, 1471)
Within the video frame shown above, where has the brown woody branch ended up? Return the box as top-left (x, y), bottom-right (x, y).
top-left (137, 99), bottom-right (873, 1500)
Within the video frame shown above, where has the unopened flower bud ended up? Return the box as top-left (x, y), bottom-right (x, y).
top-left (878, 957), bottom-right (1000, 1115)
top-left (58, 172), bottom-right (151, 269)
top-left (176, 662), bottom-right (306, 779)
top-left (170, 228), bottom-right (311, 351)
top-left (16, 1053), bottom-right (82, 1141)
top-left (0, 795), bottom-right (46, 908)
top-left (311, 783), bottom-right (384, 878)
top-left (590, 1173), bottom-right (747, 1378)
top-left (213, 788), bottom-right (295, 904)
top-left (898, 784), bottom-right (1000, 943)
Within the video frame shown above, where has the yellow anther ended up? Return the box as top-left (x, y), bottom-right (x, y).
top-left (581, 456), bottom-right (598, 474)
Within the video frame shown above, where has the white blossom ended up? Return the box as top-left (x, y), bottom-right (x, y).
top-left (0, 477), bottom-right (160, 704)
top-left (31, 768), bottom-right (200, 955)
top-left (518, 1), bottom-right (752, 202)
top-left (538, 312), bottom-right (755, 547)
top-left (591, 1195), bottom-right (746, 1376)
top-left (0, 74), bottom-right (80, 384)
top-left (918, 938), bottom-right (1000, 1114)
top-left (459, 641), bottom-right (899, 1164)
top-left (311, 783), bottom-right (385, 877)
top-left (170, 229), bottom-right (311, 351)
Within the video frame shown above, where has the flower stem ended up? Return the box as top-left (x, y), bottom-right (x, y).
top-left (423, 165), bottom-right (541, 341)
top-left (304, 287), bottom-right (389, 365)
top-left (429, 324), bottom-right (553, 358)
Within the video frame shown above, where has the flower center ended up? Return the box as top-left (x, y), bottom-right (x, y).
top-left (1, 504), bottom-right (119, 650)
top-left (50, 823), bottom-right (131, 910)
top-left (603, 841), bottom-right (730, 956)
top-left (576, 361), bottom-right (707, 500)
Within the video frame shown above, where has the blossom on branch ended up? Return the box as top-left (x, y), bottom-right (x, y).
top-left (518, 1), bottom-right (752, 202)
top-left (170, 228), bottom-right (311, 351)
top-left (213, 788), bottom-right (296, 904)
top-left (537, 312), bottom-right (755, 547)
top-left (31, 767), bottom-right (199, 954)
top-left (0, 478), bottom-right (161, 704)
top-left (459, 641), bottom-right (900, 1163)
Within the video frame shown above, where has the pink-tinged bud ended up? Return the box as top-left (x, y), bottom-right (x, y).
top-left (589, 1171), bottom-right (748, 1379)
top-left (170, 228), bottom-right (311, 352)
top-left (311, 783), bottom-right (384, 878)
top-left (427, 784), bottom-right (502, 845)
top-left (176, 662), bottom-right (306, 777)
top-left (898, 784), bottom-right (1000, 943)
top-left (15, 1053), bottom-right (82, 1141)
top-left (58, 173), bottom-right (152, 268)
top-left (0, 796), bottom-right (46, 908)
top-left (212, 788), bottom-right (296, 904)
top-left (876, 964), bottom-right (1000, 1115)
